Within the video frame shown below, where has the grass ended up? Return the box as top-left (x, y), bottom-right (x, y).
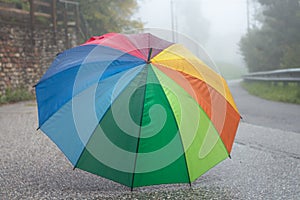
top-left (242, 81), bottom-right (300, 104)
top-left (0, 87), bottom-right (35, 105)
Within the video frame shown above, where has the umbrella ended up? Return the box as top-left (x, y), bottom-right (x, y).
top-left (35, 32), bottom-right (240, 189)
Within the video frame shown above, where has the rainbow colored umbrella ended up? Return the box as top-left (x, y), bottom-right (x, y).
top-left (35, 33), bottom-right (240, 189)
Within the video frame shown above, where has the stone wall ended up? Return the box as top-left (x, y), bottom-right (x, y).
top-left (0, 22), bottom-right (77, 96)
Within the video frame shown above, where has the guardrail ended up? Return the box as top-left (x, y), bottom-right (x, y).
top-left (243, 68), bottom-right (300, 83)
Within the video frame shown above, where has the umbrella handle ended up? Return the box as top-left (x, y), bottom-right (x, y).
top-left (147, 48), bottom-right (153, 64)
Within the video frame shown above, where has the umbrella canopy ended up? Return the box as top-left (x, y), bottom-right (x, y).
top-left (35, 33), bottom-right (240, 189)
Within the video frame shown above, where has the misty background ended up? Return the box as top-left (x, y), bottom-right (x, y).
top-left (135, 0), bottom-right (250, 79)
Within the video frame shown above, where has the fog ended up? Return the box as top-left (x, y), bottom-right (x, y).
top-left (135, 0), bottom-right (249, 79)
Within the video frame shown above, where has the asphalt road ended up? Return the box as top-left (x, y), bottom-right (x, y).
top-left (0, 83), bottom-right (300, 199)
top-left (229, 80), bottom-right (300, 133)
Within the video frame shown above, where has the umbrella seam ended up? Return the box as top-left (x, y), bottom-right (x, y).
top-left (152, 62), bottom-right (240, 118)
top-left (36, 45), bottom-right (99, 85)
top-left (36, 59), bottom-right (145, 87)
top-left (36, 45), bottom-right (146, 86)
top-left (124, 33), bottom-right (174, 62)
top-left (158, 61), bottom-right (239, 113)
top-left (150, 65), bottom-right (192, 186)
top-left (152, 64), bottom-right (236, 156)
top-left (130, 65), bottom-right (149, 191)
top-left (70, 66), bottom-right (148, 169)
top-left (36, 62), bottom-right (145, 129)
top-left (151, 65), bottom-right (231, 181)
top-left (150, 43), bottom-right (177, 60)
top-left (124, 33), bottom-right (148, 61)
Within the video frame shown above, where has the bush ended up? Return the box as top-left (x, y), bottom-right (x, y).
top-left (0, 87), bottom-right (35, 105)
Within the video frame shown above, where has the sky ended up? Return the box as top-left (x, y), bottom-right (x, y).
top-left (135, 0), bottom-right (250, 75)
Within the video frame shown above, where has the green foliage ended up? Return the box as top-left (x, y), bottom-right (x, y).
top-left (242, 81), bottom-right (300, 104)
top-left (1, 0), bottom-right (143, 36)
top-left (239, 0), bottom-right (300, 72)
top-left (1, 0), bottom-right (29, 10)
top-left (281, 45), bottom-right (300, 68)
top-left (0, 88), bottom-right (34, 105)
top-left (78, 0), bottom-right (143, 36)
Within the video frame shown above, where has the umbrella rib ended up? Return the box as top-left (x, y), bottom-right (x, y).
top-left (71, 67), bottom-right (147, 170)
top-left (123, 34), bottom-right (147, 61)
top-left (153, 65), bottom-right (232, 160)
top-left (152, 64), bottom-right (239, 156)
top-left (152, 57), bottom-right (240, 113)
top-left (36, 62), bottom-right (145, 130)
top-left (179, 132), bottom-right (192, 186)
top-left (130, 66), bottom-right (149, 191)
top-left (152, 62), bottom-right (240, 117)
top-left (165, 106), bottom-right (192, 186)
top-left (150, 65), bottom-right (192, 186)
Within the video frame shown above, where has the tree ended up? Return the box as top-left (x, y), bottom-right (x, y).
top-left (177, 0), bottom-right (210, 44)
top-left (239, 0), bottom-right (300, 72)
top-left (78, 0), bottom-right (143, 36)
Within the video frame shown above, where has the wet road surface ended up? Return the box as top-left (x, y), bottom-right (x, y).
top-left (229, 80), bottom-right (300, 133)
top-left (1, 83), bottom-right (299, 199)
